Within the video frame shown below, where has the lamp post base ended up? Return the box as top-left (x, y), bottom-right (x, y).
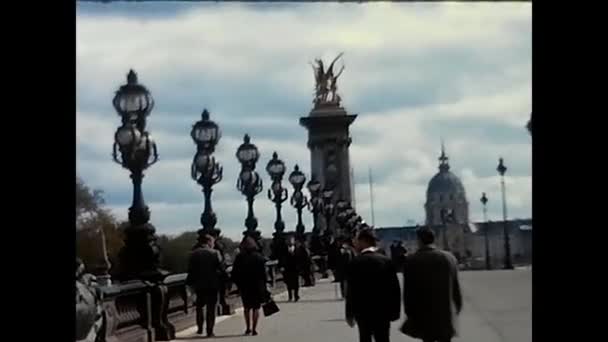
top-left (117, 223), bottom-right (169, 283)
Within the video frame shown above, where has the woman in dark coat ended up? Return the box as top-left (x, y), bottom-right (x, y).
top-left (231, 236), bottom-right (268, 336)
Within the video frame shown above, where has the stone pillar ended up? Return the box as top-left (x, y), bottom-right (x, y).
top-left (300, 105), bottom-right (357, 231)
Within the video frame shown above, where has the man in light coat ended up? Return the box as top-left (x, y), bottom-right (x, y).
top-left (401, 227), bottom-right (462, 342)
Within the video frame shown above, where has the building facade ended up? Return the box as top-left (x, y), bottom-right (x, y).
top-left (375, 219), bottom-right (532, 269)
top-left (374, 144), bottom-right (531, 269)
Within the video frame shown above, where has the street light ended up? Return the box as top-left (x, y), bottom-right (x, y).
top-left (307, 177), bottom-right (327, 277)
top-left (497, 158), bottom-right (514, 269)
top-left (111, 69), bottom-right (164, 281)
top-left (480, 192), bottom-right (491, 270)
top-left (191, 109), bottom-right (223, 237)
top-left (307, 177), bottom-right (323, 247)
top-left (289, 165), bottom-right (308, 241)
top-left (266, 152), bottom-right (288, 234)
top-left (266, 152), bottom-right (288, 260)
top-left (334, 199), bottom-right (352, 238)
top-left (322, 187), bottom-right (335, 238)
top-left (236, 134), bottom-right (263, 240)
top-left (440, 208), bottom-right (454, 252)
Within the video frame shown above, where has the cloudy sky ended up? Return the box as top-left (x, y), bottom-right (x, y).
top-left (76, 2), bottom-right (531, 240)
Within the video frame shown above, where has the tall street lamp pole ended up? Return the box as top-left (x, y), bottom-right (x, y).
top-left (111, 69), bottom-right (165, 282)
top-left (322, 187), bottom-right (336, 239)
top-left (440, 208), bottom-right (452, 252)
top-left (334, 199), bottom-right (351, 238)
top-left (497, 158), bottom-right (514, 270)
top-left (266, 152), bottom-right (288, 260)
top-left (191, 109), bottom-right (223, 237)
top-left (307, 177), bottom-right (327, 277)
top-left (480, 192), bottom-right (491, 270)
top-left (236, 134), bottom-right (263, 243)
top-left (307, 178), bottom-right (323, 253)
top-left (289, 165), bottom-right (308, 242)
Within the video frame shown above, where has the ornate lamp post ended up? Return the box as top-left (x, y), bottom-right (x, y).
top-left (334, 199), bottom-right (351, 238)
top-left (307, 177), bottom-right (323, 251)
top-left (307, 177), bottom-right (327, 277)
top-left (480, 192), bottom-right (491, 270)
top-left (266, 152), bottom-right (288, 234)
top-left (289, 165), bottom-right (308, 242)
top-left (191, 109), bottom-right (223, 237)
top-left (440, 208), bottom-right (453, 252)
top-left (111, 69), bottom-right (165, 281)
top-left (266, 152), bottom-right (288, 260)
top-left (236, 134), bottom-right (263, 240)
top-left (321, 187), bottom-right (335, 238)
top-left (497, 158), bottom-right (514, 269)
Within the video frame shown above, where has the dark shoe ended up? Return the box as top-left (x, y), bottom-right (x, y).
top-left (196, 328), bottom-right (203, 335)
top-left (294, 296), bottom-right (300, 302)
top-left (252, 330), bottom-right (258, 336)
top-left (244, 329), bottom-right (252, 335)
top-left (207, 332), bottom-right (215, 338)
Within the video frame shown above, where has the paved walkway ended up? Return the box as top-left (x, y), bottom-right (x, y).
top-left (173, 270), bottom-right (531, 342)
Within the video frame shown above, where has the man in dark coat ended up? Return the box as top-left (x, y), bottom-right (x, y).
top-left (297, 240), bottom-right (314, 287)
top-left (187, 234), bottom-right (225, 337)
top-left (334, 236), bottom-right (355, 299)
top-left (391, 241), bottom-right (407, 271)
top-left (280, 236), bottom-right (302, 301)
top-left (346, 229), bottom-right (401, 342)
top-left (401, 227), bottom-right (462, 342)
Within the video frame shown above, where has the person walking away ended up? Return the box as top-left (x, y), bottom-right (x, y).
top-left (393, 241), bottom-right (407, 271)
top-left (400, 227), bottom-right (462, 342)
top-left (346, 229), bottom-right (401, 342)
top-left (231, 236), bottom-right (268, 336)
top-left (186, 234), bottom-right (224, 337)
top-left (280, 236), bottom-right (301, 301)
top-left (334, 236), bottom-right (355, 299)
top-left (213, 235), bottom-right (231, 315)
top-left (297, 239), bottom-right (314, 287)
top-left (328, 236), bottom-right (341, 282)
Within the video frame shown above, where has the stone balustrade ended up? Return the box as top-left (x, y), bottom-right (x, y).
top-left (93, 259), bottom-right (283, 342)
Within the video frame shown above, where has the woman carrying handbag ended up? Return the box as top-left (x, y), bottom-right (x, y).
top-left (232, 236), bottom-right (273, 336)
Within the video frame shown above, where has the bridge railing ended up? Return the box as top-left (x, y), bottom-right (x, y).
top-left (99, 280), bottom-right (154, 342)
top-left (96, 259), bottom-right (283, 342)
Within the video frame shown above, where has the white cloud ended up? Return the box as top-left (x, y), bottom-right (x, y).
top-left (77, 2), bottom-right (531, 235)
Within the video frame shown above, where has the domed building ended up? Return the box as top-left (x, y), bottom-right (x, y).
top-left (422, 144), bottom-right (471, 260)
top-left (424, 145), bottom-right (469, 226)
top-left (374, 144), bottom-right (532, 269)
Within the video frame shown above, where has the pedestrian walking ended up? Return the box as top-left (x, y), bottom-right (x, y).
top-left (345, 229), bottom-right (401, 342)
top-left (298, 240), bottom-right (314, 287)
top-left (334, 236), bottom-right (355, 299)
top-left (391, 241), bottom-right (407, 271)
top-left (280, 236), bottom-right (302, 302)
top-left (400, 227), bottom-right (462, 342)
top-left (186, 234), bottom-right (225, 337)
top-left (231, 236), bottom-right (269, 336)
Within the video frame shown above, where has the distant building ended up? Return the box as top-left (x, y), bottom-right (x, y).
top-left (375, 219), bottom-right (532, 269)
top-left (375, 143), bottom-right (531, 269)
top-left (425, 144), bottom-right (469, 226)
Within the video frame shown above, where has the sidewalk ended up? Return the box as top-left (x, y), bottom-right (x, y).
top-left (173, 270), bottom-right (531, 342)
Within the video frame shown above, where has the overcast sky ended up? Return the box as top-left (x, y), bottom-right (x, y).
top-left (76, 2), bottom-right (531, 240)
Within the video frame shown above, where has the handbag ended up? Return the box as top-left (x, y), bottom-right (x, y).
top-left (262, 299), bottom-right (280, 317)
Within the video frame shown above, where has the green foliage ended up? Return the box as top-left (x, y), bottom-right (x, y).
top-left (158, 232), bottom-right (241, 274)
top-left (76, 176), bottom-right (123, 274)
